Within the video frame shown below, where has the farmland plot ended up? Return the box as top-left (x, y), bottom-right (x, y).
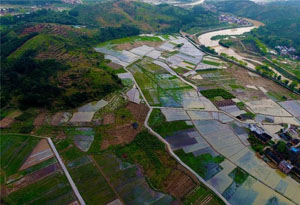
top-left (65, 127), bottom-right (95, 152)
top-left (127, 60), bottom-right (193, 107)
top-left (3, 172), bottom-right (76, 205)
top-left (93, 153), bottom-right (175, 204)
top-left (245, 99), bottom-right (292, 117)
top-left (70, 100), bottom-right (108, 122)
top-left (1, 135), bottom-right (76, 205)
top-left (207, 160), bottom-right (236, 194)
top-left (19, 138), bottom-right (54, 170)
top-left (1, 134), bottom-right (39, 177)
top-left (95, 47), bottom-right (140, 67)
top-left (67, 157), bottom-right (118, 204)
top-left (170, 37), bottom-right (204, 58)
top-left (279, 100), bottom-right (300, 120)
top-left (228, 176), bottom-right (294, 205)
top-left (161, 108), bottom-right (190, 121)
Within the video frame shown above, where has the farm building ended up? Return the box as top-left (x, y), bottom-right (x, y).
top-left (279, 133), bottom-right (292, 141)
top-left (265, 148), bottom-right (282, 165)
top-left (249, 124), bottom-right (272, 143)
top-left (278, 160), bottom-right (293, 174)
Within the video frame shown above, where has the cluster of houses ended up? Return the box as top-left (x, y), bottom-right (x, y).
top-left (275, 46), bottom-right (299, 60)
top-left (0, 8), bottom-right (15, 16)
top-left (249, 124), bottom-right (272, 144)
top-left (219, 14), bottom-right (251, 26)
top-left (249, 124), bottom-right (300, 181)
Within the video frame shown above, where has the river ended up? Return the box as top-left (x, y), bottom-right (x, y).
top-left (198, 26), bottom-right (258, 69)
top-left (197, 22), bottom-right (290, 81)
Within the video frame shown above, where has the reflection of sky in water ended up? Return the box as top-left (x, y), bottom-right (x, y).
top-left (229, 177), bottom-right (258, 205)
top-left (276, 180), bottom-right (288, 195)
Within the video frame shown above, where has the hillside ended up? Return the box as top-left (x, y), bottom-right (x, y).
top-left (0, 1), bottom-right (224, 110)
top-left (0, 23), bottom-right (126, 109)
top-left (1, 1), bottom-right (221, 33)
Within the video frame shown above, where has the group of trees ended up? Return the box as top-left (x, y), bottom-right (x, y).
top-left (1, 50), bottom-right (68, 109)
top-left (255, 64), bottom-right (300, 93)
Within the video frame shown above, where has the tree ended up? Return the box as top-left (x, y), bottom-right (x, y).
top-left (276, 141), bottom-right (288, 154)
top-left (277, 75), bottom-right (281, 81)
top-left (289, 81), bottom-right (298, 90)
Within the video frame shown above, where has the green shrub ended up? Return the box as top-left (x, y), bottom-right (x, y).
top-left (20, 125), bottom-right (34, 134)
top-left (15, 112), bottom-right (33, 121)
top-left (200, 89), bottom-right (234, 100)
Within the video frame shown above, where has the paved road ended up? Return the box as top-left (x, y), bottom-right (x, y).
top-left (47, 138), bottom-right (86, 205)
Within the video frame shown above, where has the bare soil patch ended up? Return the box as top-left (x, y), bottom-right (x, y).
top-left (126, 102), bottom-right (149, 122)
top-left (227, 66), bottom-right (299, 100)
top-left (107, 62), bottom-right (123, 70)
top-left (51, 112), bottom-right (64, 126)
top-left (101, 124), bottom-right (140, 150)
top-left (243, 18), bottom-right (265, 27)
top-left (103, 114), bottom-right (115, 125)
top-left (214, 99), bottom-right (235, 107)
top-left (165, 169), bottom-right (197, 199)
top-left (100, 102), bottom-right (149, 150)
top-left (34, 112), bottom-right (47, 126)
top-left (0, 117), bottom-right (14, 128)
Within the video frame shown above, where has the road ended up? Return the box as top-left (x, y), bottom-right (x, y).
top-left (47, 138), bottom-right (86, 205)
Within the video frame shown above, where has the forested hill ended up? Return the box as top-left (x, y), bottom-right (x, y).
top-left (1, 1), bottom-right (220, 33)
top-left (212, 0), bottom-right (300, 55)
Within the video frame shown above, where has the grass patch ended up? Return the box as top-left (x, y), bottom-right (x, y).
top-left (148, 109), bottom-right (194, 137)
top-left (0, 108), bottom-right (18, 120)
top-left (200, 89), bottom-right (234, 100)
top-left (15, 112), bottom-right (33, 121)
top-left (60, 146), bottom-right (85, 163)
top-left (229, 167), bottom-right (249, 185)
top-left (2, 110), bottom-right (36, 134)
top-left (229, 84), bottom-right (245, 90)
top-left (115, 131), bottom-right (175, 190)
top-left (202, 60), bottom-right (221, 67)
top-left (174, 67), bottom-right (189, 74)
top-left (236, 102), bottom-right (245, 110)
